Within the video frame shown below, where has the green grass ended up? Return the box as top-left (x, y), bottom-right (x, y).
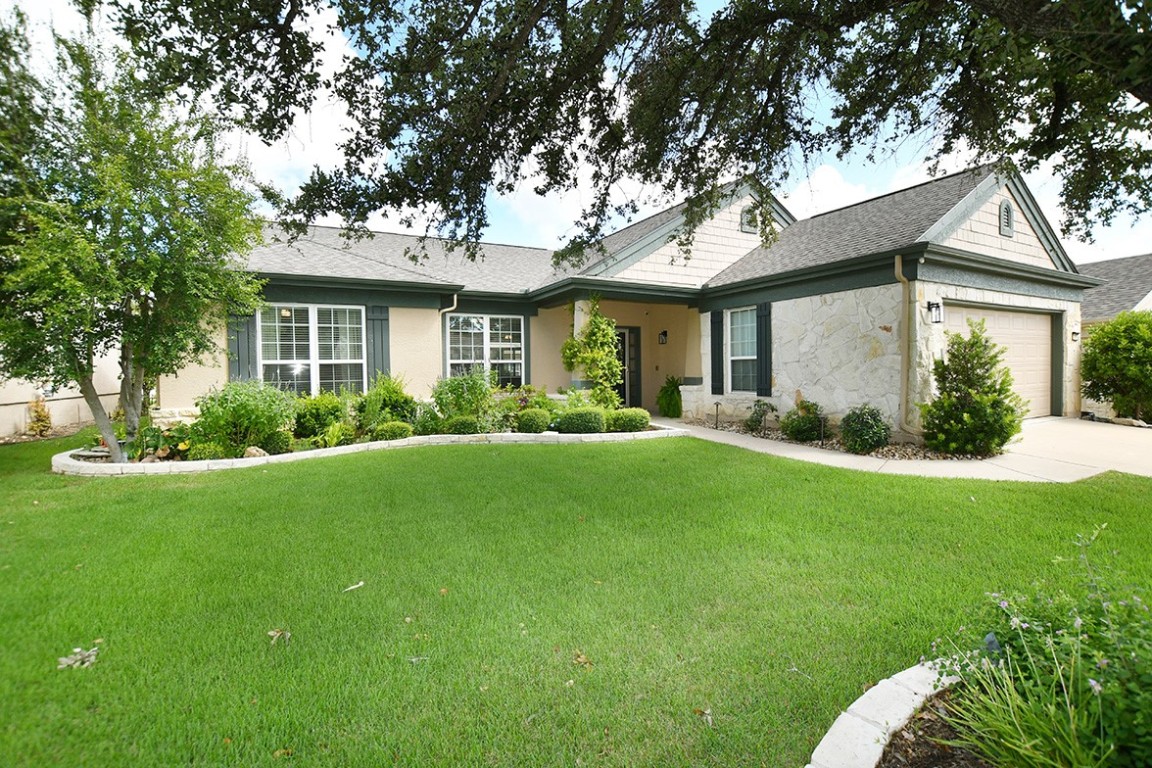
top-left (2, 432), bottom-right (1151, 766)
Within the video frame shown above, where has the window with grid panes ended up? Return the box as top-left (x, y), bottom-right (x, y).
top-left (727, 307), bottom-right (757, 392)
top-left (447, 314), bottom-right (523, 386)
top-left (259, 305), bottom-right (365, 395)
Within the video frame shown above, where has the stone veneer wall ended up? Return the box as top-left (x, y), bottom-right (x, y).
top-left (683, 284), bottom-right (904, 425)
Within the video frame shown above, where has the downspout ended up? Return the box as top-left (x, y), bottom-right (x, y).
top-left (894, 255), bottom-right (922, 436)
top-left (439, 294), bottom-right (458, 377)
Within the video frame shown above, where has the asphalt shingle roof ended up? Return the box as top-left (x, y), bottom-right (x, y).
top-left (248, 226), bottom-right (570, 294)
top-left (706, 165), bottom-right (996, 288)
top-left (1077, 253), bottom-right (1152, 322)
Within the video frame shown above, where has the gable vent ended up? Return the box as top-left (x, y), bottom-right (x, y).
top-left (999, 200), bottom-right (1015, 237)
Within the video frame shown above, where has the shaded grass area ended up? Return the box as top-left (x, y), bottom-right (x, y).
top-left (1, 434), bottom-right (1150, 766)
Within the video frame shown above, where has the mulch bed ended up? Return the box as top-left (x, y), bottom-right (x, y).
top-left (877, 691), bottom-right (992, 768)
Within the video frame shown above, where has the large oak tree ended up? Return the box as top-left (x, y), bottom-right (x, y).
top-left (107, 0), bottom-right (1151, 262)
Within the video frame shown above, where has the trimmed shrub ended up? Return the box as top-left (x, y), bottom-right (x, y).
top-left (259, 429), bottom-right (294, 455)
top-left (372, 421), bottom-right (413, 441)
top-left (516, 408), bottom-right (551, 434)
top-left (1081, 310), bottom-right (1152, 419)
top-left (607, 407), bottom-right (650, 432)
top-left (356, 373), bottom-right (417, 431)
top-left (194, 381), bottom-right (296, 454)
top-left (656, 375), bottom-right (683, 418)
top-left (442, 414), bottom-right (481, 434)
top-left (294, 391), bottom-right (345, 438)
top-left (555, 407), bottom-right (606, 434)
top-left (919, 319), bottom-right (1025, 456)
top-left (313, 420), bottom-right (357, 448)
top-left (187, 442), bottom-right (233, 461)
top-left (412, 406), bottom-right (443, 436)
top-left (780, 400), bottom-right (827, 442)
top-left (839, 404), bottom-right (891, 454)
top-left (27, 397), bottom-right (52, 437)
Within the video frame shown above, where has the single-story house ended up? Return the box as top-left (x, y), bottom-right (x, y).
top-left (157, 164), bottom-right (1098, 436)
top-left (1078, 253), bottom-right (1152, 324)
top-left (0, 359), bottom-right (120, 438)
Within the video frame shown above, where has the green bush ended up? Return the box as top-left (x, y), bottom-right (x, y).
top-left (494, 385), bottom-right (555, 430)
top-left (356, 373), bottom-right (417, 431)
top-left (412, 405), bottom-right (443, 436)
top-left (941, 528), bottom-right (1152, 768)
top-left (129, 423), bottom-right (192, 460)
top-left (187, 441), bottom-right (234, 461)
top-left (442, 414), bottom-right (481, 434)
top-left (656, 375), bottom-right (683, 418)
top-left (744, 400), bottom-right (776, 432)
top-left (555, 407), bottom-right (606, 434)
top-left (560, 297), bottom-right (622, 410)
top-left (194, 381), bottom-right (296, 453)
top-left (294, 391), bottom-right (346, 438)
top-left (1081, 310), bottom-right (1152, 419)
top-left (919, 319), bottom-right (1025, 456)
top-left (371, 421), bottom-right (413, 441)
top-left (312, 420), bottom-right (357, 448)
top-left (780, 400), bottom-right (827, 442)
top-left (607, 407), bottom-right (650, 432)
top-left (839, 404), bottom-right (890, 454)
top-left (432, 367), bottom-right (496, 425)
top-left (516, 408), bottom-right (552, 433)
top-left (259, 429), bottom-right (294, 455)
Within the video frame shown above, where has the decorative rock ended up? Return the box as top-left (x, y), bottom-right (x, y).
top-left (243, 446), bottom-right (269, 458)
top-left (1112, 417), bottom-right (1148, 428)
top-left (139, 455), bottom-right (159, 463)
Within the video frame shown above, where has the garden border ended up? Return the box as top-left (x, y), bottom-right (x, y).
top-left (805, 661), bottom-right (957, 768)
top-left (52, 425), bottom-right (690, 476)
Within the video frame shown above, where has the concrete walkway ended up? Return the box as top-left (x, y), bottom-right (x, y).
top-left (652, 416), bottom-right (1152, 483)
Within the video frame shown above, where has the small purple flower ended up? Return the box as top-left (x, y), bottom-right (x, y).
top-left (1089, 678), bottom-right (1102, 695)
top-left (1098, 658), bottom-right (1109, 669)
top-left (1074, 617), bottom-right (1083, 629)
top-left (999, 600), bottom-right (1009, 610)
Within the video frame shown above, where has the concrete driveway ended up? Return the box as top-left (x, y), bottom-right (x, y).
top-left (658, 416), bottom-right (1152, 483)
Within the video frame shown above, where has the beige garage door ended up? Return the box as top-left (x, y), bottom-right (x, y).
top-left (944, 305), bottom-right (1052, 418)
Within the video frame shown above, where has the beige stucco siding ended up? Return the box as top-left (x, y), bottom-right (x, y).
top-left (155, 324), bottom-right (228, 413)
top-left (938, 187), bottom-right (1054, 269)
top-left (529, 306), bottom-right (572, 393)
top-left (388, 306), bottom-right (443, 400)
top-left (612, 196), bottom-right (765, 288)
top-left (0, 354), bottom-right (119, 437)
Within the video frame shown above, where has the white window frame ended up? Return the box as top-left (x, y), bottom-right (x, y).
top-left (256, 303), bottom-right (368, 395)
top-left (445, 313), bottom-right (525, 386)
top-left (726, 306), bottom-right (757, 393)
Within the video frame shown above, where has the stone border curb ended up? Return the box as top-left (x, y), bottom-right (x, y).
top-left (804, 661), bottom-right (959, 768)
top-left (52, 425), bottom-right (689, 477)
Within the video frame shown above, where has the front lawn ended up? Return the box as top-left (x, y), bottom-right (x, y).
top-left (2, 433), bottom-right (1150, 766)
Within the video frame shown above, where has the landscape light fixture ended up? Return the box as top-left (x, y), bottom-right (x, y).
top-left (926, 301), bottom-right (943, 324)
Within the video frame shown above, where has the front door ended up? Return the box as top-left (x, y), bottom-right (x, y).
top-left (614, 328), bottom-right (641, 407)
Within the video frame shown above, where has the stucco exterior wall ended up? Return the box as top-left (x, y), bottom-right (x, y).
top-left (529, 306), bottom-right (573, 393)
top-left (0, 354), bottom-right (119, 437)
top-left (684, 284), bottom-right (904, 425)
top-left (938, 187), bottom-right (1054, 269)
top-left (913, 281), bottom-right (1082, 422)
top-left (598, 300), bottom-right (695, 410)
top-left (155, 325), bottom-right (228, 414)
top-left (388, 306), bottom-right (444, 400)
top-left (612, 196), bottom-right (766, 288)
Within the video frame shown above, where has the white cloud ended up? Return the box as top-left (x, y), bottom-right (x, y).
top-left (780, 164), bottom-right (872, 219)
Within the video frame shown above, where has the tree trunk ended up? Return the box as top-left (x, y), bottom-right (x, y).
top-left (119, 341), bottom-right (146, 441)
top-left (77, 373), bottom-right (124, 463)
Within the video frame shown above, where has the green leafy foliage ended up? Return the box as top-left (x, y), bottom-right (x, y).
top-left (494, 384), bottom-right (555, 430)
top-left (193, 381), bottom-right (296, 454)
top-left (432, 367), bottom-right (496, 426)
top-left (128, 423), bottom-right (192, 461)
top-left (411, 405), bottom-right (443, 437)
top-left (112, 1), bottom-right (1152, 262)
top-left (555, 407), bottom-right (607, 434)
top-left (656, 376), bottom-right (683, 418)
top-left (186, 442), bottom-right (234, 461)
top-left (356, 373), bottom-right (417, 431)
top-left (941, 528), bottom-right (1152, 768)
top-left (561, 298), bottom-right (622, 410)
top-left (0, 23), bottom-right (263, 461)
top-left (743, 400), bottom-right (776, 433)
top-left (371, 421), bottom-right (413, 441)
top-left (258, 429), bottom-right (294, 456)
top-left (780, 400), bottom-right (827, 442)
top-left (294, 392), bottom-right (346, 438)
top-left (442, 415), bottom-right (482, 435)
top-left (1081, 311), bottom-right (1152, 419)
top-left (26, 397), bottom-right (52, 437)
top-left (606, 408), bottom-right (650, 433)
top-left (312, 420), bottom-right (357, 448)
top-left (516, 408), bottom-right (552, 434)
top-left (919, 320), bottom-right (1025, 456)
top-left (839, 404), bottom-right (891, 454)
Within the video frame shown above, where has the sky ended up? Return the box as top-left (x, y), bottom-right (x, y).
top-left (12, 0), bottom-right (1152, 265)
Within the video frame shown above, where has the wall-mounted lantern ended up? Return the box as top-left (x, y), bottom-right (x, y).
top-left (926, 301), bottom-right (943, 324)
top-left (657, 330), bottom-right (668, 345)
top-left (1071, 330), bottom-right (1081, 342)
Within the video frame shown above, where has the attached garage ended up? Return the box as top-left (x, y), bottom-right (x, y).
top-left (945, 305), bottom-right (1054, 418)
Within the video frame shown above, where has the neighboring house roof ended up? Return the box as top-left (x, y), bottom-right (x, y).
top-left (707, 165), bottom-right (998, 288)
top-left (1078, 253), bottom-right (1152, 323)
top-left (249, 226), bottom-right (567, 294)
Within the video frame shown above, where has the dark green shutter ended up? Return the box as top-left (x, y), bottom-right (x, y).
top-left (756, 303), bottom-right (771, 397)
top-left (710, 311), bottom-right (724, 395)
top-left (227, 314), bottom-right (258, 381)
top-left (366, 305), bottom-right (390, 378)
